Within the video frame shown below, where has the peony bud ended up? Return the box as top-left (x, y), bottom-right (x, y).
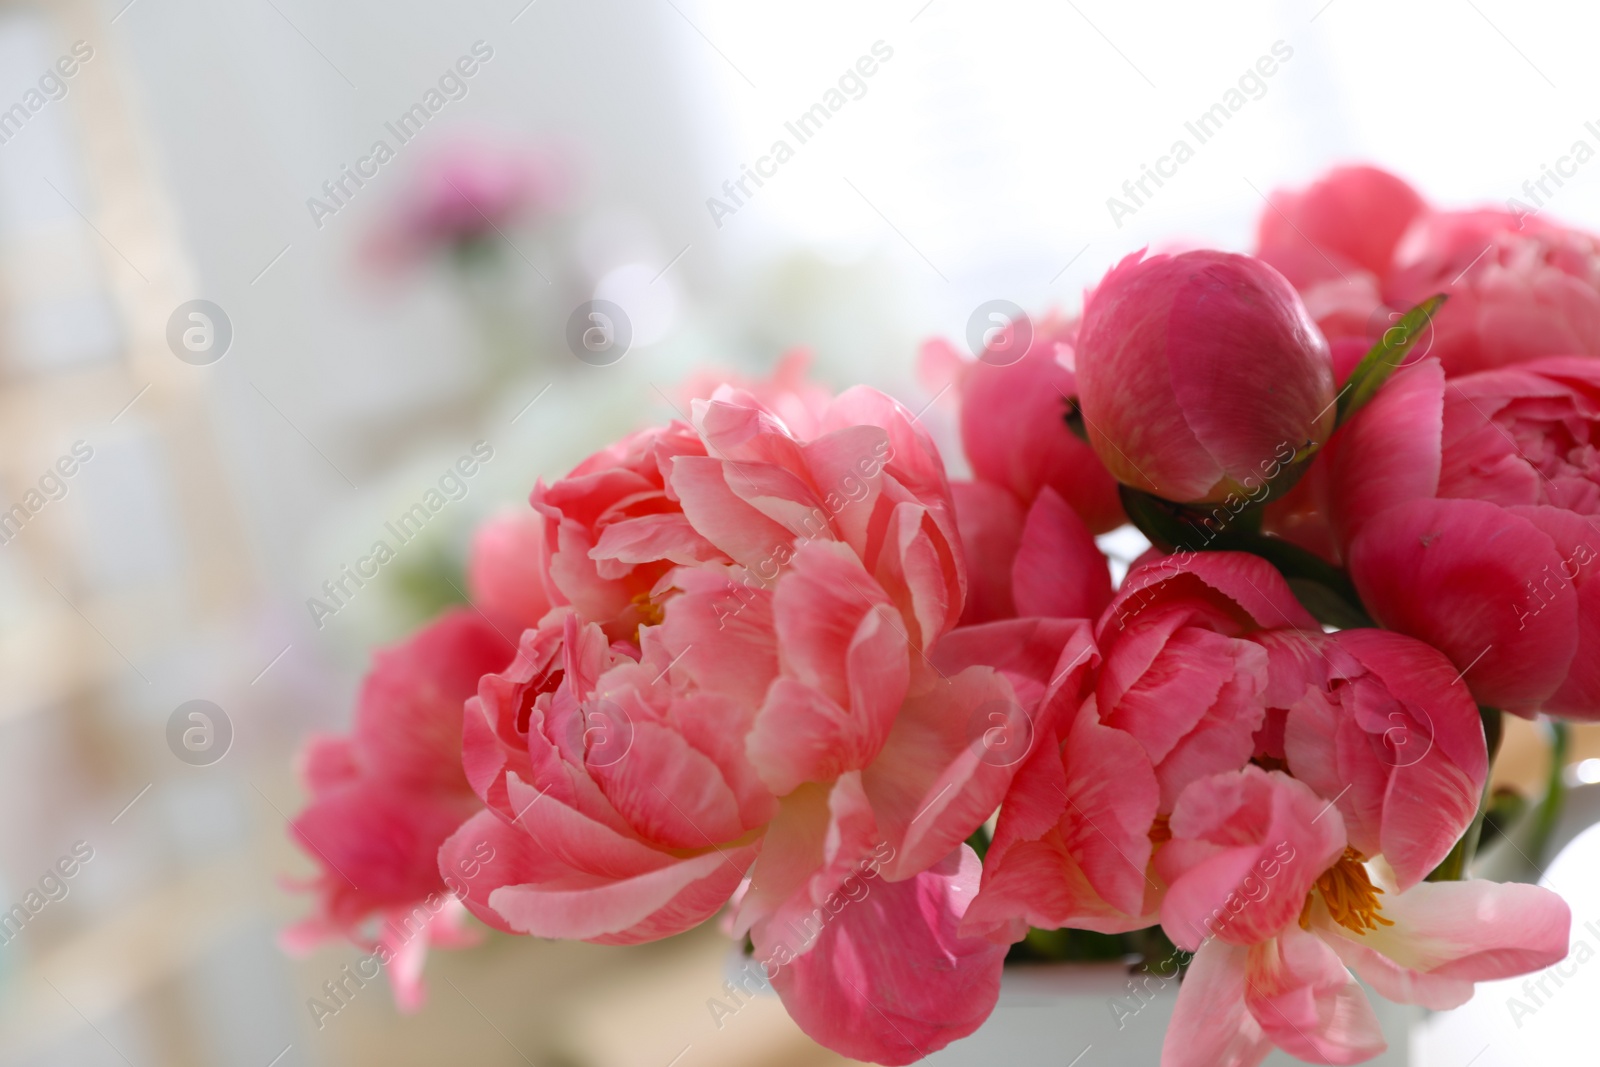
top-left (1076, 250), bottom-right (1336, 505)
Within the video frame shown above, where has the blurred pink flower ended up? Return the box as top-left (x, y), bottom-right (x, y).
top-left (1385, 210), bottom-right (1600, 375)
top-left (467, 507), bottom-right (552, 636)
top-left (368, 139), bottom-right (566, 265)
top-left (283, 610), bottom-right (515, 1009)
top-left (1255, 165), bottom-right (1428, 291)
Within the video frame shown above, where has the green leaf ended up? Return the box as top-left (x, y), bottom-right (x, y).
top-left (1062, 395), bottom-right (1090, 443)
top-left (1335, 294), bottom-right (1448, 427)
top-left (1117, 485), bottom-right (1373, 628)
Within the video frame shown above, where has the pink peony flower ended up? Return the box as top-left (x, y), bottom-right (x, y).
top-left (1157, 768), bottom-right (1570, 1067)
top-left (442, 386), bottom-right (1029, 1062)
top-left (961, 634), bottom-right (1164, 940)
top-left (1094, 551), bottom-right (1318, 810)
top-left (1327, 356), bottom-right (1600, 716)
top-left (920, 312), bottom-right (1124, 533)
top-left (1384, 210), bottom-right (1600, 375)
top-left (1076, 250), bottom-right (1336, 504)
top-left (284, 610), bottom-right (515, 1009)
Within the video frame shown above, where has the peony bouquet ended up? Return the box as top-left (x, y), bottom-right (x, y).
top-left (282, 166), bottom-right (1600, 1065)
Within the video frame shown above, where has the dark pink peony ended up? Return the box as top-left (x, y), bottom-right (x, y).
top-left (1076, 250), bottom-right (1336, 504)
top-left (1328, 356), bottom-right (1600, 716)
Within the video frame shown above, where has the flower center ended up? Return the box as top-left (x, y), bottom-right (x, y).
top-left (630, 591), bottom-right (667, 630)
top-left (1148, 815), bottom-right (1171, 848)
top-left (1300, 848), bottom-right (1394, 934)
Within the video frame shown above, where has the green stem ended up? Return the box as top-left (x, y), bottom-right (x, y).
top-left (1336, 294), bottom-right (1447, 426)
top-left (1427, 708), bottom-right (1504, 882)
top-left (1428, 786), bottom-right (1489, 882)
top-left (965, 823), bottom-right (991, 863)
top-left (1118, 485), bottom-right (1373, 629)
top-left (1528, 721), bottom-right (1571, 867)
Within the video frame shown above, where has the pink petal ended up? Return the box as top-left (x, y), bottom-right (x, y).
top-left (1011, 487), bottom-right (1113, 619)
top-left (1158, 768), bottom-right (1346, 951)
top-left (669, 455), bottom-right (803, 569)
top-left (1162, 939), bottom-right (1275, 1067)
top-left (950, 480), bottom-right (1024, 625)
top-left (954, 317), bottom-right (1125, 533)
top-left (353, 610), bottom-right (517, 790)
top-left (760, 845), bottom-right (1006, 1066)
top-left (656, 564), bottom-right (779, 708)
top-left (487, 845), bottom-right (755, 944)
top-left (1348, 497), bottom-right (1579, 712)
top-left (1323, 358), bottom-right (1444, 553)
top-left (1514, 506), bottom-right (1600, 718)
top-left (1244, 925), bottom-right (1385, 1065)
top-left (746, 544), bottom-right (910, 794)
top-left (966, 695), bottom-right (1158, 940)
top-left (1317, 875), bottom-right (1571, 1010)
top-left (588, 512), bottom-right (725, 574)
top-left (862, 664), bottom-right (1026, 879)
top-left (467, 508), bottom-right (553, 633)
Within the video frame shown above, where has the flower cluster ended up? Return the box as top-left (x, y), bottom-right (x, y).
top-left (284, 164), bottom-right (1596, 1066)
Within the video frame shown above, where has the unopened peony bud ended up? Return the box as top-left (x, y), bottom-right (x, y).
top-left (1076, 250), bottom-right (1336, 505)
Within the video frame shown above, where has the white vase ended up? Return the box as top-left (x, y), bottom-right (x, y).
top-left (923, 961), bottom-right (1420, 1065)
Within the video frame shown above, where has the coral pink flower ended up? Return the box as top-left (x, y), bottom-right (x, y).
top-left (444, 387), bottom-right (1025, 1062)
top-left (1327, 357), bottom-right (1600, 716)
top-left (467, 508), bottom-right (552, 635)
top-left (1384, 210), bottom-right (1600, 375)
top-left (961, 634), bottom-right (1163, 940)
top-left (1095, 552), bottom-right (1318, 809)
top-left (1255, 164), bottom-right (1427, 290)
top-left (445, 609), bottom-right (770, 944)
top-left (1076, 251), bottom-right (1336, 504)
top-left (284, 611), bottom-right (515, 1009)
top-left (1158, 768), bottom-right (1570, 1067)
top-left (920, 312), bottom-right (1124, 533)
top-left (1264, 629), bottom-right (1488, 889)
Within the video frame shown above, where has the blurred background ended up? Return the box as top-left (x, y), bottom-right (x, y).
top-left (1, 0), bottom-right (1598, 1064)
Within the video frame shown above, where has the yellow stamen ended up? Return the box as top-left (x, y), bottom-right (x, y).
top-left (631, 592), bottom-right (666, 629)
top-left (1300, 848), bottom-right (1395, 934)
